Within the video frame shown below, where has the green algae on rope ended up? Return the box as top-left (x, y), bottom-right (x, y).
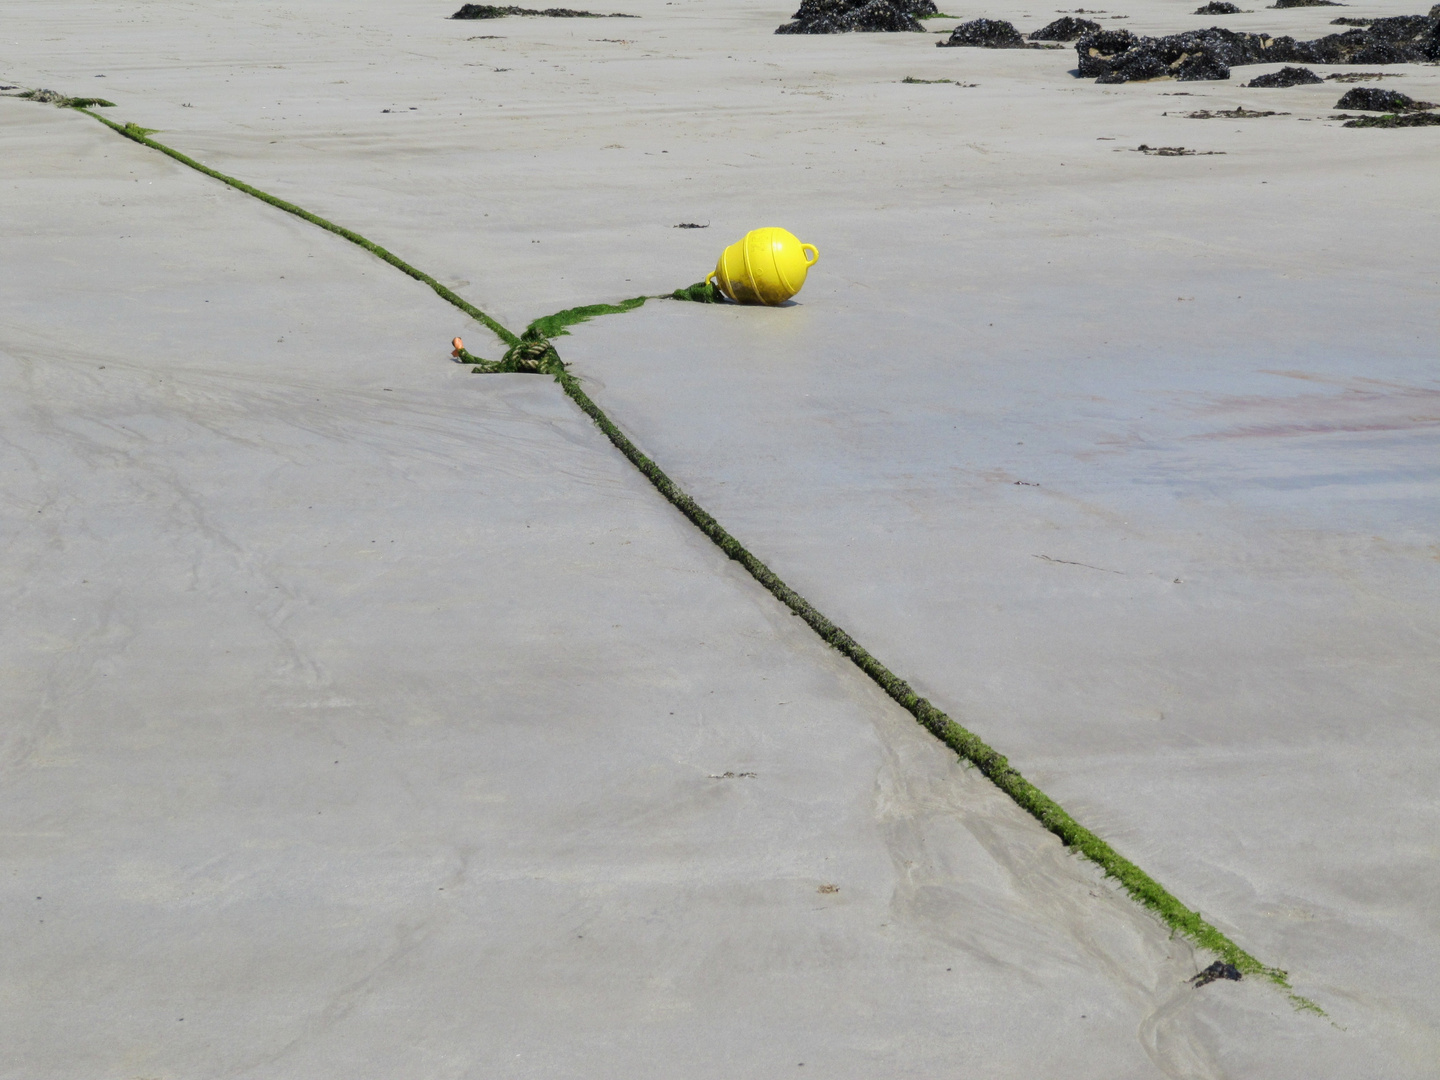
top-left (75, 107), bottom-right (519, 351)
top-left (525, 296), bottom-right (650, 343)
top-left (455, 340), bottom-right (564, 375)
top-left (521, 284), bottom-right (720, 346)
top-left (67, 101), bottom-right (1320, 1014)
top-left (455, 285), bottom-right (721, 374)
top-left (455, 297), bottom-right (655, 373)
top-left (501, 282), bottom-right (1322, 1013)
top-left (550, 363), bottom-right (1321, 1015)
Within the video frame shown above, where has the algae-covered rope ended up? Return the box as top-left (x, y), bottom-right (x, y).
top-left (75, 109), bottom-right (520, 350)
top-left (58, 99), bottom-right (1318, 1014)
top-left (545, 358), bottom-right (1316, 1013)
top-left (453, 290), bottom-right (719, 371)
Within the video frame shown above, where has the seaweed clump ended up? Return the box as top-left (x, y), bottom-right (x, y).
top-left (1335, 86), bottom-right (1435, 109)
top-left (1190, 961), bottom-right (1243, 987)
top-left (672, 280), bottom-right (724, 303)
top-left (451, 4), bottom-right (634, 16)
top-left (1271, 0), bottom-right (1341, 7)
top-left (1182, 105), bottom-right (1283, 115)
top-left (937, 18), bottom-right (1027, 46)
top-left (1195, 2), bottom-right (1243, 12)
top-left (1342, 110), bottom-right (1440, 125)
top-left (1076, 9), bottom-right (1440, 83)
top-left (775, 0), bottom-right (935, 34)
top-left (1246, 65), bottom-right (1323, 85)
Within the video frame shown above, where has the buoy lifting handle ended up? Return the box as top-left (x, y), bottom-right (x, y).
top-left (801, 244), bottom-right (819, 266)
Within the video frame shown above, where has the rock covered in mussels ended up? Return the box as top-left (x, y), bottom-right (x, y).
top-left (776, 0), bottom-right (935, 33)
top-left (1335, 85), bottom-right (1435, 109)
top-left (1080, 29), bottom-right (1234, 81)
top-left (1246, 64), bottom-right (1323, 84)
top-left (937, 18), bottom-right (1027, 46)
top-left (1029, 16), bottom-right (1102, 40)
top-left (1076, 8), bottom-right (1440, 82)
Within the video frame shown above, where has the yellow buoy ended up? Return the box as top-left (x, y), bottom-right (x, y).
top-left (707, 227), bottom-right (819, 305)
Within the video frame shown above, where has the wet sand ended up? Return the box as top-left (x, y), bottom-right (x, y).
top-left (2, 1), bottom-right (1437, 1076)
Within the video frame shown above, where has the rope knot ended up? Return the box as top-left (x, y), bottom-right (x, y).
top-left (503, 338), bottom-right (564, 374)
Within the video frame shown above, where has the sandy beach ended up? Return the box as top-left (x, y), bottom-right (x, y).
top-left (3, 1), bottom-right (1438, 1076)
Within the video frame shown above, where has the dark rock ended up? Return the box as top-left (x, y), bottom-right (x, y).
top-left (1030, 16), bottom-right (1102, 40)
top-left (1195, 2), bottom-right (1243, 12)
top-left (1077, 8), bottom-right (1440, 82)
top-left (938, 18), bottom-right (1027, 47)
top-left (1335, 86), bottom-right (1435, 109)
top-left (776, 0), bottom-right (932, 34)
top-left (1246, 64), bottom-right (1323, 84)
top-left (1330, 16), bottom-right (1373, 24)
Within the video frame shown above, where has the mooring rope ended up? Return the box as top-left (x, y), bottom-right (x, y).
top-left (44, 98), bottom-right (1317, 1013)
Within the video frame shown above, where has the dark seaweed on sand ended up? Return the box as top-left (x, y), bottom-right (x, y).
top-left (1131, 143), bottom-right (1227, 154)
top-left (451, 3), bottom-right (634, 17)
top-left (1342, 110), bottom-right (1440, 125)
top-left (1077, 8), bottom-right (1440, 83)
top-left (1190, 961), bottom-right (1243, 987)
top-left (775, 0), bottom-right (935, 34)
top-left (1328, 70), bottom-right (1404, 81)
top-left (1194, 2), bottom-right (1243, 13)
top-left (1182, 105), bottom-right (1284, 116)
